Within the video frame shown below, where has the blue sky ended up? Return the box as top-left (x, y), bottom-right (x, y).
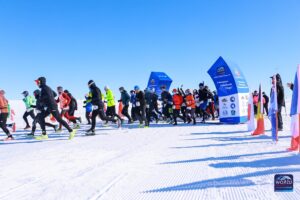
top-left (0, 0), bottom-right (299, 100)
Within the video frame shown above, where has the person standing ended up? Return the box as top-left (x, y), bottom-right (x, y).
top-left (22, 90), bottom-right (36, 130)
top-left (262, 92), bottom-right (269, 116)
top-left (0, 90), bottom-right (14, 140)
top-left (35, 77), bottom-right (76, 140)
top-left (119, 87), bottom-right (132, 124)
top-left (253, 90), bottom-right (259, 115)
top-left (273, 74), bottom-right (285, 131)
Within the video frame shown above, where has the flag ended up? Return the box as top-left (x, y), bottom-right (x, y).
top-left (269, 75), bottom-right (278, 141)
top-left (288, 64), bottom-right (300, 151)
top-left (252, 84), bottom-right (265, 135)
top-left (247, 92), bottom-right (255, 131)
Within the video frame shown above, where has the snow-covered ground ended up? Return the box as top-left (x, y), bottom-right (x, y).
top-left (0, 101), bottom-right (299, 200)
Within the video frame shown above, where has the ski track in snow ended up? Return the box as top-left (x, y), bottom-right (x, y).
top-left (0, 101), bottom-right (300, 200)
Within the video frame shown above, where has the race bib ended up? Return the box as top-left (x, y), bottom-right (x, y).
top-left (146, 104), bottom-right (150, 108)
top-left (93, 105), bottom-right (99, 110)
top-left (63, 106), bottom-right (70, 111)
top-left (27, 108), bottom-right (34, 112)
top-left (172, 105), bottom-right (176, 109)
top-left (136, 102), bottom-right (140, 107)
top-left (187, 107), bottom-right (192, 110)
top-left (36, 110), bottom-right (41, 114)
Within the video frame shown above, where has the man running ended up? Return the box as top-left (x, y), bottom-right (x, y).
top-left (86, 80), bottom-right (119, 135)
top-left (21, 90), bottom-right (36, 129)
top-left (35, 77), bottom-right (76, 140)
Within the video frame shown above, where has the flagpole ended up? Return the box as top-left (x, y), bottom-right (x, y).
top-left (276, 111), bottom-right (278, 142)
top-left (299, 114), bottom-right (300, 154)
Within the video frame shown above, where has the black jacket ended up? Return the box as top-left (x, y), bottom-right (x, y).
top-left (88, 84), bottom-right (103, 108)
top-left (120, 90), bottom-right (130, 106)
top-left (38, 77), bottom-right (58, 110)
top-left (161, 90), bottom-right (172, 104)
top-left (198, 88), bottom-right (213, 101)
top-left (135, 91), bottom-right (145, 107)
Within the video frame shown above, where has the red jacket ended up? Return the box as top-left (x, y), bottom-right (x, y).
top-left (173, 94), bottom-right (183, 110)
top-left (56, 92), bottom-right (71, 109)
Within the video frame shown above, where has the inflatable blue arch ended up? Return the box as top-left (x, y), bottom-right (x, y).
top-left (207, 56), bottom-right (249, 124)
top-left (147, 72), bottom-right (172, 96)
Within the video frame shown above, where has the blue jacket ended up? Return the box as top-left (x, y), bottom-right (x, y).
top-left (130, 94), bottom-right (136, 106)
top-left (84, 97), bottom-right (93, 112)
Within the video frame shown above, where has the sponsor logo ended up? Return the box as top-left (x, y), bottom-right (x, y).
top-left (230, 103), bottom-right (236, 109)
top-left (230, 96), bottom-right (235, 102)
top-left (222, 98), bottom-right (228, 103)
top-left (274, 174), bottom-right (293, 192)
top-left (231, 110), bottom-right (236, 116)
top-left (222, 110), bottom-right (228, 116)
top-left (217, 66), bottom-right (226, 75)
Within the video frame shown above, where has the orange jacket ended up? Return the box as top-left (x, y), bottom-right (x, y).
top-left (173, 94), bottom-right (183, 110)
top-left (0, 95), bottom-right (9, 113)
top-left (186, 94), bottom-right (196, 109)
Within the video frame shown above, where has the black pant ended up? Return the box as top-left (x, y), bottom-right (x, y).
top-left (0, 113), bottom-right (10, 135)
top-left (163, 104), bottom-right (172, 119)
top-left (208, 102), bottom-right (215, 119)
top-left (41, 108), bottom-right (72, 133)
top-left (122, 105), bottom-right (132, 121)
top-left (181, 106), bottom-right (187, 120)
top-left (68, 106), bottom-right (75, 116)
top-left (154, 104), bottom-right (162, 116)
top-left (131, 106), bottom-right (137, 121)
top-left (86, 111), bottom-right (91, 124)
top-left (145, 106), bottom-right (158, 126)
top-left (186, 108), bottom-right (196, 124)
top-left (135, 105), bottom-right (146, 125)
top-left (264, 103), bottom-right (269, 115)
top-left (91, 107), bottom-right (116, 130)
top-left (278, 105), bottom-right (283, 129)
top-left (106, 106), bottom-right (122, 121)
top-left (173, 109), bottom-right (185, 124)
top-left (23, 110), bottom-right (35, 127)
top-left (32, 112), bottom-right (56, 133)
